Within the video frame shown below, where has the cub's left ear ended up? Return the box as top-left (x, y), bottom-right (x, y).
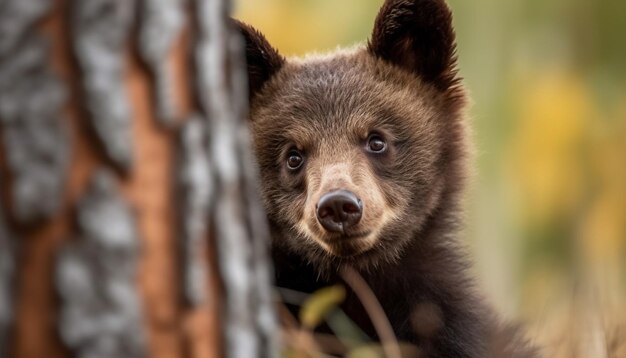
top-left (368, 0), bottom-right (458, 90)
top-left (233, 19), bottom-right (285, 100)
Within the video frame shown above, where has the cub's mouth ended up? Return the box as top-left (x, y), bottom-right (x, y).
top-left (324, 231), bottom-right (371, 242)
top-left (319, 234), bottom-right (376, 258)
top-left (331, 232), bottom-right (370, 242)
top-left (305, 189), bottom-right (379, 257)
top-left (316, 230), bottom-right (374, 257)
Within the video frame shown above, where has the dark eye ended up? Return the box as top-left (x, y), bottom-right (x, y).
top-left (366, 134), bottom-right (387, 153)
top-left (286, 150), bottom-right (304, 170)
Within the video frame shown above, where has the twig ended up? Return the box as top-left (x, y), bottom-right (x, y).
top-left (340, 266), bottom-right (402, 358)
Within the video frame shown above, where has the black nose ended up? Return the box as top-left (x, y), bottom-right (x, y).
top-left (316, 190), bottom-right (363, 233)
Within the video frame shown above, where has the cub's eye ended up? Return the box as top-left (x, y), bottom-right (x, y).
top-left (366, 134), bottom-right (387, 153)
top-left (286, 150), bottom-right (304, 170)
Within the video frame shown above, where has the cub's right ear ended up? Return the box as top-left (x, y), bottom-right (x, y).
top-left (368, 0), bottom-right (458, 91)
top-left (234, 20), bottom-right (285, 100)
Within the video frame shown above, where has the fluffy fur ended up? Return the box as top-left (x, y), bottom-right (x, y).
top-left (236, 0), bottom-right (537, 356)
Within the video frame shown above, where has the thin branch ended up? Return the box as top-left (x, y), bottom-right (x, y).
top-left (340, 266), bottom-right (402, 358)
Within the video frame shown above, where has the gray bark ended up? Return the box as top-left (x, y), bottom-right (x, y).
top-left (1, 0), bottom-right (278, 356)
top-left (138, 0), bottom-right (185, 126)
top-left (0, 202), bottom-right (15, 358)
top-left (0, 0), bottom-right (69, 224)
top-left (177, 115), bottom-right (212, 307)
top-left (0, 0), bottom-right (68, 354)
top-left (56, 170), bottom-right (146, 358)
top-left (0, 0), bottom-right (50, 55)
top-left (193, 0), bottom-right (278, 356)
top-left (71, 0), bottom-right (135, 171)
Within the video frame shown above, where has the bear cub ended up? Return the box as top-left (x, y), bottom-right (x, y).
top-left (237, 0), bottom-right (537, 356)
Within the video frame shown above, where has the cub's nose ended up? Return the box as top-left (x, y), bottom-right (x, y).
top-left (316, 190), bottom-right (363, 233)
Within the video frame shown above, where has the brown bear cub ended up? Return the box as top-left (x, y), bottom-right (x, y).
top-left (238, 0), bottom-right (537, 356)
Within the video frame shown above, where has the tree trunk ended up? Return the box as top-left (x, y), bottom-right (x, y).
top-left (0, 0), bottom-right (276, 357)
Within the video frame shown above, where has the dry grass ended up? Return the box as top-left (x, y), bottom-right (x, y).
top-left (528, 291), bottom-right (626, 358)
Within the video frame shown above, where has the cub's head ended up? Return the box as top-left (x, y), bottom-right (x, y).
top-left (239, 0), bottom-right (469, 271)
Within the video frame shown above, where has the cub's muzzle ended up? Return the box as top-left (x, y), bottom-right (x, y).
top-left (316, 190), bottom-right (362, 233)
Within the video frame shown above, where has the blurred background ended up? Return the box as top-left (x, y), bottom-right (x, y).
top-left (235, 0), bottom-right (626, 353)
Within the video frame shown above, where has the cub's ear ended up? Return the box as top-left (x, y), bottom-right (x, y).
top-left (234, 20), bottom-right (285, 99)
top-left (368, 0), bottom-right (458, 90)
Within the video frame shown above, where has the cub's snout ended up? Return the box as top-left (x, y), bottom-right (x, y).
top-left (316, 190), bottom-right (363, 233)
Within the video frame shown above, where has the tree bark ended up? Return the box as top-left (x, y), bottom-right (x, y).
top-left (0, 0), bottom-right (276, 357)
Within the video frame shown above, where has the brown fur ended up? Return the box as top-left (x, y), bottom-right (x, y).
top-left (237, 0), bottom-right (537, 356)
top-left (235, 20), bottom-right (285, 98)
